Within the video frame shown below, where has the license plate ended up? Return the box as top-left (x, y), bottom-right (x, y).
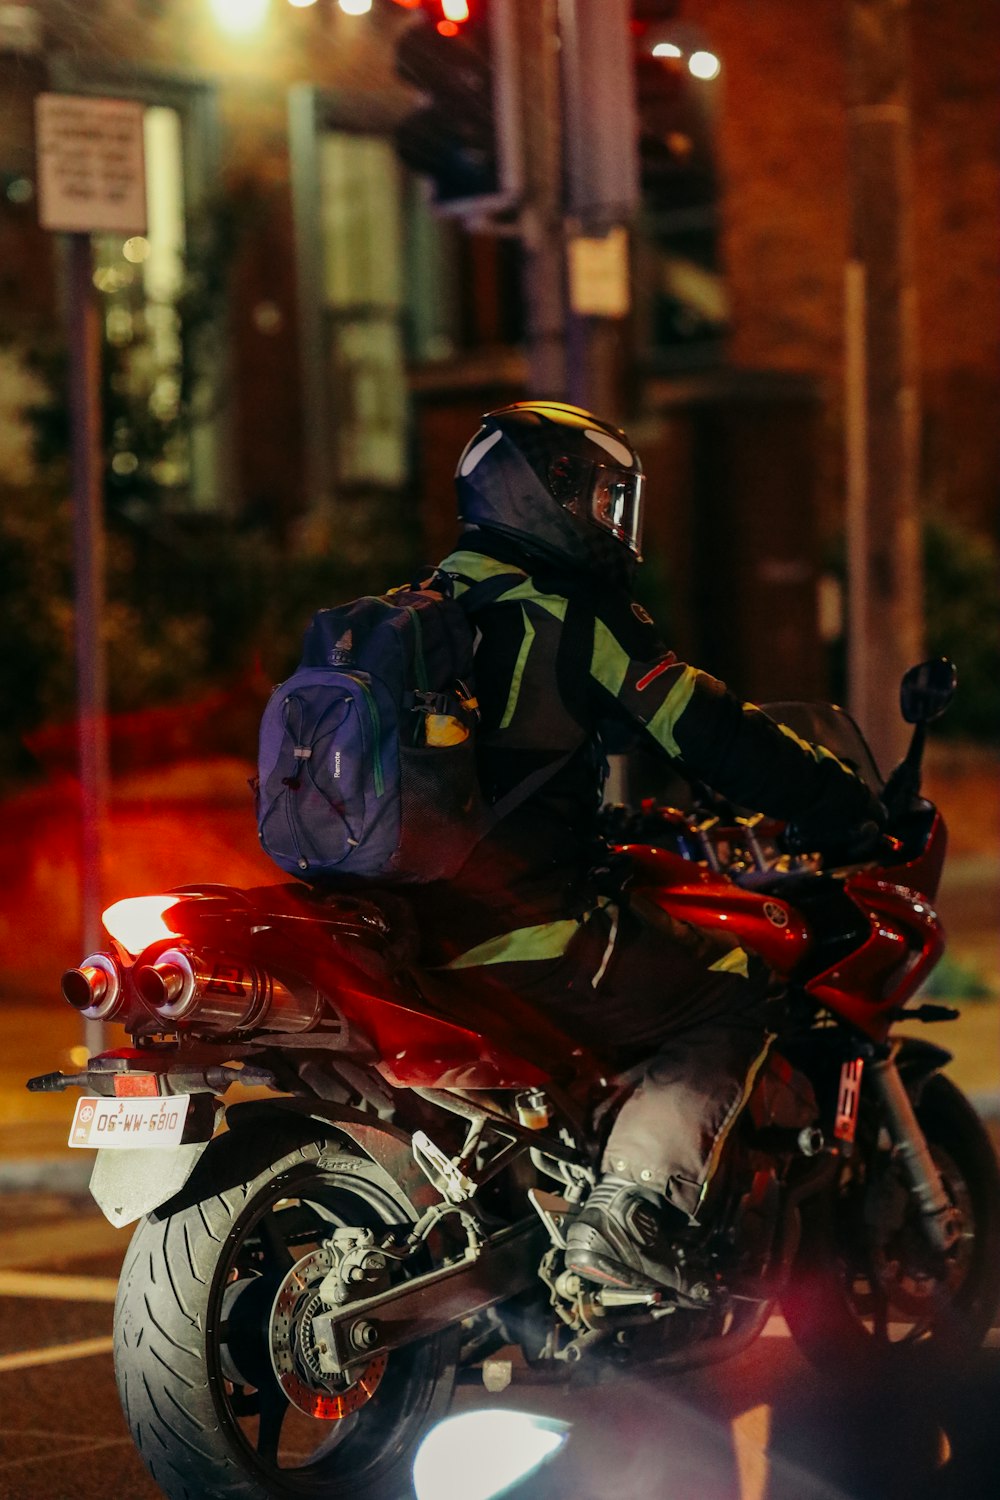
top-left (68, 1094), bottom-right (191, 1150)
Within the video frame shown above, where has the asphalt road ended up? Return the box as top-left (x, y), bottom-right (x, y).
top-left (1, 1190), bottom-right (999, 1500)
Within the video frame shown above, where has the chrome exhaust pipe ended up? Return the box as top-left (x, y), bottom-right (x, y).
top-left (61, 953), bottom-right (126, 1022)
top-left (134, 947), bottom-right (324, 1034)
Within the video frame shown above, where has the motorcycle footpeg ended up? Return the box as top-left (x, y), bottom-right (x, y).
top-left (412, 1129), bottom-right (477, 1203)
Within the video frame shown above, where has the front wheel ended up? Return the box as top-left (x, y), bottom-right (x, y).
top-left (114, 1131), bottom-right (457, 1500)
top-left (782, 1073), bottom-right (1000, 1373)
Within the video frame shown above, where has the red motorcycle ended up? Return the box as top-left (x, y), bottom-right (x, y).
top-left (30, 658), bottom-right (1000, 1500)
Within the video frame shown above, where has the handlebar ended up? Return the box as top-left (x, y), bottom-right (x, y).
top-left (601, 659), bottom-right (955, 884)
top-left (600, 800), bottom-right (912, 885)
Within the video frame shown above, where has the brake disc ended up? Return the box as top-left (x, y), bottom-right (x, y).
top-left (269, 1245), bottom-right (387, 1419)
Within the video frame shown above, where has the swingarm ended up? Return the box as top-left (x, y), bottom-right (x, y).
top-left (311, 1217), bottom-right (547, 1377)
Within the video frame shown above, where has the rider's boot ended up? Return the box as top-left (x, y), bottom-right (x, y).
top-left (564, 1177), bottom-right (713, 1303)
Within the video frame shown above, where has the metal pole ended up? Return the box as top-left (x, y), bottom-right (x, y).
top-left (558, 0), bottom-right (638, 419)
top-left (514, 0), bottom-right (568, 398)
top-left (68, 231), bottom-right (110, 1056)
top-left (845, 0), bottom-right (923, 775)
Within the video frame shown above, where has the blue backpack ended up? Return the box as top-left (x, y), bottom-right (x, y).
top-left (256, 575), bottom-right (519, 882)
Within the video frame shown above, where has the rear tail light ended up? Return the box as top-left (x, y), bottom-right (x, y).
top-left (102, 895), bottom-right (183, 956)
top-left (134, 947), bottom-right (324, 1035)
top-left (61, 954), bottom-right (126, 1022)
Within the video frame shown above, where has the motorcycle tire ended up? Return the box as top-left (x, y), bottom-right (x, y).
top-left (782, 1072), bottom-right (1000, 1374)
top-left (113, 1130), bottom-right (458, 1500)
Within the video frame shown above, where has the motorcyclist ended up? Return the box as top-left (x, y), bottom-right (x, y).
top-left (417, 399), bottom-right (884, 1295)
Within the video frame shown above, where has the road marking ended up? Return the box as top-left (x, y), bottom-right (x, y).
top-left (0, 1215), bottom-right (127, 1269)
top-left (0, 1270), bottom-right (118, 1302)
top-left (0, 1435), bottom-right (134, 1474)
top-left (731, 1403), bottom-right (771, 1500)
top-left (0, 1336), bottom-right (113, 1373)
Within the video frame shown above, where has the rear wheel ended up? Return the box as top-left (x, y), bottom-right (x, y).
top-left (114, 1132), bottom-right (457, 1500)
top-left (782, 1073), bottom-right (1000, 1372)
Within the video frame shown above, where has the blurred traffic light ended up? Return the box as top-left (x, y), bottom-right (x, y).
top-left (393, 1), bottom-right (521, 218)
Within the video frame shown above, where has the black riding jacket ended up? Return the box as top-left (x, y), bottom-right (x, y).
top-left (425, 530), bottom-right (880, 962)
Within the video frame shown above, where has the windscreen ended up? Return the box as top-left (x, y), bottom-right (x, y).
top-left (759, 701), bottom-right (884, 792)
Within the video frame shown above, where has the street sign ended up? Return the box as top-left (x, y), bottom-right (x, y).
top-left (35, 92), bottom-right (147, 236)
top-left (567, 227), bottom-right (631, 318)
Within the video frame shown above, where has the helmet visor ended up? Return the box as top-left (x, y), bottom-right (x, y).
top-left (589, 466), bottom-right (645, 559)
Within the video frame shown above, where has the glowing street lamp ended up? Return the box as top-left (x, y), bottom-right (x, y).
top-left (209, 0), bottom-right (270, 35)
top-left (689, 49), bottom-right (721, 80)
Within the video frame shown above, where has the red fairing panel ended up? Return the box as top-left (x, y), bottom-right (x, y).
top-left (894, 812), bottom-right (948, 900)
top-left (806, 873), bottom-right (945, 1040)
top-left (621, 845), bottom-right (813, 977)
top-left (308, 951), bottom-right (565, 1090)
top-left (803, 815), bottom-right (948, 1041)
top-left (128, 885), bottom-right (565, 1091)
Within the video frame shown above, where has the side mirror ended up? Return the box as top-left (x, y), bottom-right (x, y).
top-left (900, 658), bottom-right (957, 726)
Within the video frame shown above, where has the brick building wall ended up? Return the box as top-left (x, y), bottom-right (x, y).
top-left (3, 0), bottom-right (997, 541)
top-left (681, 0), bottom-right (999, 537)
top-left (910, 0), bottom-right (1000, 530)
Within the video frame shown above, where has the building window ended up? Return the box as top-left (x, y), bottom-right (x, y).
top-left (632, 17), bottom-right (728, 368)
top-left (292, 84), bottom-right (524, 520)
top-left (317, 130), bottom-right (409, 490)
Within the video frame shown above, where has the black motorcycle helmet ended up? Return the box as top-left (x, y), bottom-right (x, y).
top-left (454, 401), bottom-right (645, 580)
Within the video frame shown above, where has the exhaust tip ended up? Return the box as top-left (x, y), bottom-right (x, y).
top-left (134, 948), bottom-right (196, 1019)
top-left (60, 955), bottom-right (123, 1020)
top-left (134, 964), bottom-right (167, 1009)
top-left (61, 967), bottom-right (103, 1010)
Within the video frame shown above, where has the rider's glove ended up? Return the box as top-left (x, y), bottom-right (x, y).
top-left (781, 810), bottom-right (888, 864)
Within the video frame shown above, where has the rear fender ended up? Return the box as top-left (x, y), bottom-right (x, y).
top-left (90, 1139), bottom-right (213, 1230)
top-left (90, 1097), bottom-right (436, 1229)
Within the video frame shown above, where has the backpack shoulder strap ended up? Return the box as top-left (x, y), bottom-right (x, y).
top-left (446, 559), bottom-right (574, 821)
top-left (458, 573), bottom-right (523, 613)
top-left (489, 748), bottom-right (576, 823)
top-left (434, 558), bottom-right (526, 614)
